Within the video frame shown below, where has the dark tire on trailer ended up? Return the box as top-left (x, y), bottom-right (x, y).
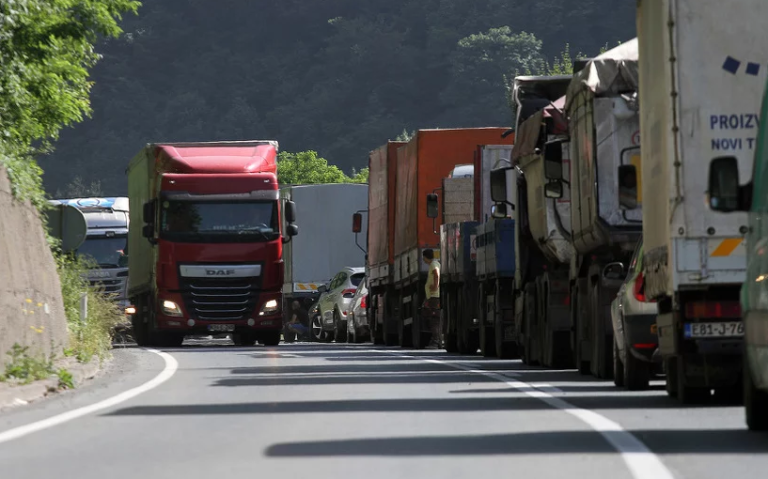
top-left (479, 284), bottom-right (496, 357)
top-left (613, 340), bottom-right (625, 388)
top-left (131, 314), bottom-right (151, 347)
top-left (590, 280), bottom-right (613, 380)
top-left (572, 285), bottom-right (590, 375)
top-left (444, 290), bottom-right (458, 353)
top-left (745, 354), bottom-right (768, 431)
top-left (676, 357), bottom-right (711, 404)
top-left (372, 296), bottom-right (385, 345)
top-left (261, 331), bottom-right (281, 347)
top-left (494, 284), bottom-right (517, 360)
top-left (157, 333), bottom-right (185, 348)
top-left (665, 357), bottom-right (678, 398)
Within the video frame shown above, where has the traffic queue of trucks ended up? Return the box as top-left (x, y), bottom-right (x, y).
top-left (354, 0), bottom-right (768, 430)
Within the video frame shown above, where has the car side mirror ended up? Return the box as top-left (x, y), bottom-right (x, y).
top-left (708, 156), bottom-right (743, 212)
top-left (317, 284), bottom-right (327, 294)
top-left (543, 140), bottom-right (564, 181)
top-left (490, 167), bottom-right (509, 203)
top-left (285, 200), bottom-right (297, 223)
top-left (142, 200), bottom-right (155, 224)
top-left (352, 212), bottom-right (362, 233)
top-left (544, 182), bottom-right (563, 199)
top-left (491, 203), bottom-right (508, 219)
top-left (602, 262), bottom-right (626, 280)
top-left (426, 193), bottom-right (439, 219)
top-left (618, 164), bottom-right (638, 210)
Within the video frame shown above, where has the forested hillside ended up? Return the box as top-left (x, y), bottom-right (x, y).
top-left (40, 0), bottom-right (636, 196)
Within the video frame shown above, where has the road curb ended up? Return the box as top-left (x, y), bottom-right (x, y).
top-left (0, 355), bottom-right (109, 411)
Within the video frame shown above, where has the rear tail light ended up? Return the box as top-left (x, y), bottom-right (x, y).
top-left (342, 288), bottom-right (356, 298)
top-left (633, 343), bottom-right (656, 350)
top-left (633, 272), bottom-right (656, 302)
top-left (685, 301), bottom-right (741, 319)
top-left (361, 294), bottom-right (368, 309)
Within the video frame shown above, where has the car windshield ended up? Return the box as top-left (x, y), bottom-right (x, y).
top-left (159, 200), bottom-right (278, 243)
top-left (77, 235), bottom-right (127, 268)
top-left (350, 273), bottom-right (365, 287)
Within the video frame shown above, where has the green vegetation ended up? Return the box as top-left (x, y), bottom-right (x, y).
top-left (38, 0), bottom-right (636, 194)
top-left (278, 150), bottom-right (368, 185)
top-left (57, 254), bottom-right (124, 362)
top-left (1, 0), bottom-right (139, 377)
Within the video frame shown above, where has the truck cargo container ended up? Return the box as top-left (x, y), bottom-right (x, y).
top-left (510, 75), bottom-right (574, 368)
top-left (638, 0), bottom-right (768, 403)
top-left (393, 128), bottom-right (514, 348)
top-left (127, 141), bottom-right (297, 347)
top-left (366, 141), bottom-right (406, 345)
top-left (281, 183), bottom-right (368, 341)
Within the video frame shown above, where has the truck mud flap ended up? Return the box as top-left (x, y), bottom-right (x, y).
top-left (656, 312), bottom-right (677, 356)
top-left (679, 353), bottom-right (743, 389)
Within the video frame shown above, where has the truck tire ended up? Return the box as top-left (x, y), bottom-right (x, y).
top-left (676, 357), bottom-right (710, 404)
top-left (572, 284), bottom-right (590, 375)
top-left (494, 284), bottom-right (517, 360)
top-left (261, 331), bottom-right (281, 347)
top-left (590, 281), bottom-right (613, 380)
top-left (613, 340), bottom-right (625, 387)
top-left (745, 354), bottom-right (768, 431)
top-left (444, 290), bottom-right (458, 353)
top-left (131, 314), bottom-right (151, 347)
top-left (371, 296), bottom-right (385, 345)
top-left (232, 332), bottom-right (257, 346)
top-left (664, 357), bottom-right (678, 398)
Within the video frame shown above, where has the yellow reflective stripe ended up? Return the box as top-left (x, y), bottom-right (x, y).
top-left (711, 238), bottom-right (742, 257)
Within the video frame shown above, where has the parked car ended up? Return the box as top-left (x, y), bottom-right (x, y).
top-left (607, 237), bottom-right (660, 390)
top-left (347, 276), bottom-right (369, 343)
top-left (317, 266), bottom-right (365, 342)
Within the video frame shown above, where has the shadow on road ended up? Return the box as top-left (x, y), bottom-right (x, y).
top-left (262, 429), bottom-right (768, 457)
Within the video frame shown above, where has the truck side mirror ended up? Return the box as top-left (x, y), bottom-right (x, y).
top-left (142, 200), bottom-right (155, 224)
top-left (352, 212), bottom-right (362, 233)
top-left (544, 182), bottom-right (563, 199)
top-left (618, 164), bottom-right (638, 210)
top-left (490, 167), bottom-right (509, 202)
top-left (285, 200), bottom-right (297, 223)
top-left (708, 156), bottom-right (744, 212)
top-left (491, 203), bottom-right (508, 218)
top-left (142, 224), bottom-right (154, 240)
top-left (543, 140), bottom-right (563, 181)
top-left (287, 223), bottom-right (299, 236)
top-left (426, 193), bottom-right (439, 219)
top-left (603, 262), bottom-right (626, 280)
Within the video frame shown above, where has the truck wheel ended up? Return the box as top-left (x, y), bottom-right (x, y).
top-left (445, 332), bottom-right (458, 353)
top-left (398, 317), bottom-right (413, 348)
top-left (372, 296), bottom-right (385, 345)
top-left (664, 357), bottom-right (678, 398)
top-left (131, 314), bottom-right (151, 347)
top-left (261, 331), bottom-right (281, 347)
top-left (494, 289), bottom-right (517, 360)
top-left (613, 340), bottom-right (625, 388)
top-left (590, 281), bottom-right (613, 380)
top-left (745, 354), bottom-right (768, 431)
top-left (232, 333), bottom-right (257, 346)
top-left (676, 357), bottom-right (710, 404)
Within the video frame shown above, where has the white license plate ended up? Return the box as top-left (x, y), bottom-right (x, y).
top-left (684, 321), bottom-right (744, 338)
top-left (208, 324), bottom-right (235, 332)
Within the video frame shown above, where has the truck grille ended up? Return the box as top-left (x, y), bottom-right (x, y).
top-left (89, 278), bottom-right (126, 296)
top-left (179, 278), bottom-right (260, 321)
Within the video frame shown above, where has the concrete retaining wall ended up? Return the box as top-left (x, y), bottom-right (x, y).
top-left (0, 166), bottom-right (68, 370)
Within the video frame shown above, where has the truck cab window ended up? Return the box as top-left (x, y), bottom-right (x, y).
top-left (160, 200), bottom-right (278, 242)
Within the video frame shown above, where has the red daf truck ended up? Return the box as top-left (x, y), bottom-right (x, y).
top-left (126, 141), bottom-right (298, 347)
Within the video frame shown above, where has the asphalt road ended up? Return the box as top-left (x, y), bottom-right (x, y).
top-left (1, 340), bottom-right (767, 479)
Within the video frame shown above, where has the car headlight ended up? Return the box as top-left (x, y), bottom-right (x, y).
top-left (162, 300), bottom-right (183, 317)
top-left (259, 299), bottom-right (280, 316)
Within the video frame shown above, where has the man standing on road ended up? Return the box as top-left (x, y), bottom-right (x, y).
top-left (422, 249), bottom-right (441, 348)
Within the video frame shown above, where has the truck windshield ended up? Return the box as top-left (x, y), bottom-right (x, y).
top-left (77, 235), bottom-right (128, 268)
top-left (159, 200), bottom-right (279, 243)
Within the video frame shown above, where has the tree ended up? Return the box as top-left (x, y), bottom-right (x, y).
top-left (277, 150), bottom-right (349, 185)
top-left (54, 176), bottom-right (104, 198)
top-left (347, 167), bottom-right (369, 184)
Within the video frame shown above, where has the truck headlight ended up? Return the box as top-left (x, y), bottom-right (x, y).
top-left (259, 299), bottom-right (280, 316)
top-left (162, 300), bottom-right (183, 317)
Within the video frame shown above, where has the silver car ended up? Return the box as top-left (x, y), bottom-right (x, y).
top-left (607, 237), bottom-right (660, 390)
top-left (347, 276), bottom-right (369, 343)
top-left (317, 266), bottom-right (365, 342)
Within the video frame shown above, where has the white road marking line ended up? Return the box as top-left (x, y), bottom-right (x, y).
top-left (377, 350), bottom-right (675, 479)
top-left (0, 348), bottom-right (178, 445)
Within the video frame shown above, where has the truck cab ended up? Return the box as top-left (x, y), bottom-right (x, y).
top-left (50, 197), bottom-right (130, 309)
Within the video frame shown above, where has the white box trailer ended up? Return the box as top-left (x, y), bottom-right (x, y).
top-left (637, 0), bottom-right (768, 402)
top-left (279, 184), bottom-right (369, 316)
